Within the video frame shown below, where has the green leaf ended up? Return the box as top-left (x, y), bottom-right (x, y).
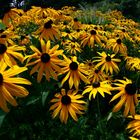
top-left (0, 22), bottom-right (6, 30)
top-left (26, 97), bottom-right (40, 106)
top-left (42, 91), bottom-right (49, 106)
top-left (0, 110), bottom-right (7, 127)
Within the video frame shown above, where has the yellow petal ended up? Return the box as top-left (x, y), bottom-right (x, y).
top-left (3, 66), bottom-right (27, 77)
top-left (1, 86), bottom-right (18, 106)
top-left (0, 93), bottom-right (9, 112)
top-left (68, 105), bottom-right (78, 121)
top-left (4, 77), bottom-right (31, 85)
top-left (113, 95), bottom-right (126, 113)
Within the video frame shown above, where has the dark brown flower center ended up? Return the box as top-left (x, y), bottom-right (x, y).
top-left (94, 26), bottom-right (98, 30)
top-left (71, 45), bottom-right (75, 49)
top-left (88, 62), bottom-right (92, 66)
top-left (65, 28), bottom-right (71, 33)
top-left (0, 29), bottom-right (4, 33)
top-left (74, 18), bottom-right (78, 22)
top-left (122, 29), bottom-right (125, 32)
top-left (0, 35), bottom-right (7, 38)
top-left (94, 69), bottom-right (99, 74)
top-left (77, 29), bottom-right (80, 32)
top-left (0, 44), bottom-right (7, 54)
top-left (116, 39), bottom-right (122, 44)
top-left (44, 20), bottom-right (53, 29)
top-left (92, 82), bottom-right (100, 88)
top-left (125, 83), bottom-right (137, 95)
top-left (106, 56), bottom-right (111, 62)
top-left (69, 62), bottom-right (78, 70)
top-left (41, 53), bottom-right (50, 63)
top-left (90, 30), bottom-right (97, 35)
top-left (0, 73), bottom-right (3, 85)
top-left (61, 95), bottom-right (71, 105)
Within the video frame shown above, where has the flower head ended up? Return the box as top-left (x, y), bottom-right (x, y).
top-left (50, 89), bottom-right (86, 123)
top-left (127, 115), bottom-right (140, 138)
top-left (82, 80), bottom-right (112, 100)
top-left (61, 56), bottom-right (89, 89)
top-left (0, 61), bottom-right (31, 112)
top-left (25, 39), bottom-right (63, 82)
top-left (93, 51), bottom-right (121, 74)
top-left (110, 78), bottom-right (138, 117)
top-left (0, 43), bottom-right (25, 67)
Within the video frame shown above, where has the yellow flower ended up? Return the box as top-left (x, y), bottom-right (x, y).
top-left (113, 28), bottom-right (132, 41)
top-left (125, 56), bottom-right (140, 71)
top-left (127, 115), bottom-right (140, 138)
top-left (2, 8), bottom-right (24, 26)
top-left (0, 62), bottom-right (31, 112)
top-left (93, 51), bottom-right (121, 74)
top-left (61, 28), bottom-right (75, 40)
top-left (88, 67), bottom-right (108, 83)
top-left (84, 60), bottom-right (94, 70)
top-left (63, 39), bottom-right (81, 55)
top-left (107, 38), bottom-right (127, 56)
top-left (61, 56), bottom-right (89, 89)
top-left (82, 80), bottom-right (112, 100)
top-left (81, 29), bottom-right (102, 48)
top-left (71, 18), bottom-right (83, 30)
top-left (25, 39), bottom-right (63, 82)
top-left (36, 19), bottom-right (60, 41)
top-left (0, 43), bottom-right (25, 67)
top-left (0, 29), bottom-right (18, 45)
top-left (110, 78), bottom-right (138, 117)
top-left (50, 89), bottom-right (86, 124)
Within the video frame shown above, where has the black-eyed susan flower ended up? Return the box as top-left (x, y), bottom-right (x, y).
top-left (61, 56), bottom-right (89, 89)
top-left (127, 115), bottom-right (140, 138)
top-left (110, 78), bottom-right (138, 117)
top-left (50, 88), bottom-right (86, 124)
top-left (71, 18), bottom-right (82, 30)
top-left (82, 80), bottom-right (112, 100)
top-left (81, 29), bottom-right (102, 48)
top-left (63, 39), bottom-right (81, 55)
top-left (93, 51), bottom-right (121, 74)
top-left (37, 19), bottom-right (60, 41)
top-left (0, 43), bottom-right (25, 67)
top-left (2, 8), bottom-right (24, 26)
top-left (27, 6), bottom-right (48, 19)
top-left (125, 56), bottom-right (140, 71)
top-left (61, 28), bottom-right (75, 40)
top-left (84, 60), bottom-right (94, 70)
top-left (25, 39), bottom-right (63, 82)
top-left (0, 29), bottom-right (18, 45)
top-left (88, 67), bottom-right (107, 83)
top-left (114, 28), bottom-right (132, 41)
top-left (0, 62), bottom-right (31, 112)
top-left (107, 38), bottom-right (127, 56)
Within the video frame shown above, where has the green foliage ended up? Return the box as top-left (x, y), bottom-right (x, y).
top-left (76, 2), bottom-right (111, 25)
top-left (0, 22), bottom-right (6, 30)
top-left (16, 22), bottom-right (39, 36)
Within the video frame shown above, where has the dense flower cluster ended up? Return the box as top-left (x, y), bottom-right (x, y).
top-left (0, 6), bottom-right (140, 139)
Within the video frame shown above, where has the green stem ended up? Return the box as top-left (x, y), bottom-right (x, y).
top-left (136, 71), bottom-right (140, 86)
top-left (97, 94), bottom-right (103, 135)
